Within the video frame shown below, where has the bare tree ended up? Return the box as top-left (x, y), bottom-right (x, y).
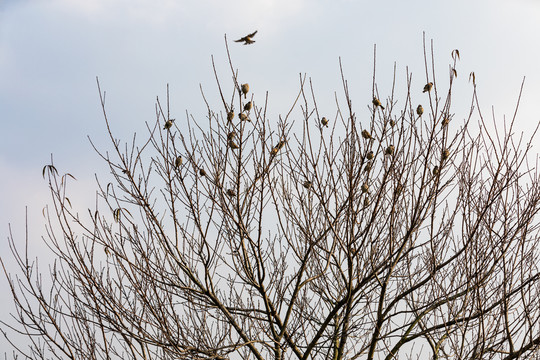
top-left (3, 36), bottom-right (540, 360)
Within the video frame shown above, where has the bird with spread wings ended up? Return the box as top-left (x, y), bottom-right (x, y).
top-left (235, 31), bottom-right (258, 45)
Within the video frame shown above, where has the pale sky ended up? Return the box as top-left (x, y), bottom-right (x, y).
top-left (1, 0), bottom-right (540, 352)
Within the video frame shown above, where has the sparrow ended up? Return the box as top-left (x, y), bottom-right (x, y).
top-left (442, 149), bottom-right (450, 161)
top-left (389, 119), bottom-right (396, 127)
top-left (303, 180), bottom-right (312, 189)
top-left (227, 131), bottom-right (236, 140)
top-left (226, 189), bottom-right (236, 197)
top-left (277, 140), bottom-right (286, 149)
top-left (229, 140), bottom-right (240, 149)
top-left (385, 145), bottom-right (395, 155)
top-left (372, 97), bottom-right (384, 110)
top-left (164, 119), bottom-right (175, 130)
top-left (433, 166), bottom-right (439, 176)
top-left (321, 117), bottom-right (329, 127)
top-left (366, 151), bottom-right (374, 160)
top-left (175, 156), bottom-right (183, 168)
top-left (361, 183), bottom-right (369, 193)
top-left (227, 111), bottom-right (235, 123)
top-left (270, 147), bottom-right (279, 156)
top-left (361, 129), bottom-right (371, 139)
top-left (423, 82), bottom-right (433, 93)
top-left (199, 168), bottom-right (207, 177)
top-left (235, 31), bottom-right (257, 45)
top-left (239, 113), bottom-right (249, 122)
top-left (241, 83), bottom-right (249, 98)
top-left (363, 197), bottom-right (370, 207)
top-left (416, 105), bottom-right (424, 116)
top-left (244, 101), bottom-right (252, 112)
top-left (364, 162), bottom-right (372, 172)
top-left (441, 117), bottom-right (450, 127)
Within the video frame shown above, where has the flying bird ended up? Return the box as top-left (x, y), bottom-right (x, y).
top-left (235, 31), bottom-right (258, 45)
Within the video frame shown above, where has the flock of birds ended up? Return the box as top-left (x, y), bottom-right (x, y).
top-left (161, 31), bottom-right (447, 198)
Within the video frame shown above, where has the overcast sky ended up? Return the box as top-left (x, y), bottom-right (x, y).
top-left (2, 0), bottom-right (540, 352)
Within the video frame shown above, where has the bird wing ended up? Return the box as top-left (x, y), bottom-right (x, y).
top-left (234, 37), bottom-right (247, 42)
top-left (247, 30), bottom-right (258, 38)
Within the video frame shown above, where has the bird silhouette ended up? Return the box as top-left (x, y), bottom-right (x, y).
top-left (423, 82), bottom-right (433, 93)
top-left (235, 31), bottom-right (258, 45)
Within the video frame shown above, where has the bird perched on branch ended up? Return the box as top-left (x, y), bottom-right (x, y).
top-left (227, 111), bottom-right (234, 123)
top-left (441, 117), bottom-right (450, 128)
top-left (244, 101), bottom-right (252, 112)
top-left (303, 180), bottom-right (312, 189)
top-left (229, 140), bottom-right (240, 149)
top-left (321, 117), bottom-right (329, 127)
top-left (239, 113), bottom-right (249, 122)
top-left (442, 149), bottom-right (450, 161)
top-left (235, 31), bottom-right (258, 45)
top-left (241, 83), bottom-right (249, 99)
top-left (175, 156), bottom-right (183, 168)
top-left (361, 129), bottom-right (371, 139)
top-left (385, 145), bottom-right (395, 155)
top-left (366, 151), bottom-right (374, 160)
top-left (423, 82), bottom-right (433, 93)
top-left (164, 119), bottom-right (175, 130)
top-left (417, 105), bottom-right (424, 116)
top-left (226, 189), bottom-right (236, 197)
top-left (372, 97), bottom-right (384, 110)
